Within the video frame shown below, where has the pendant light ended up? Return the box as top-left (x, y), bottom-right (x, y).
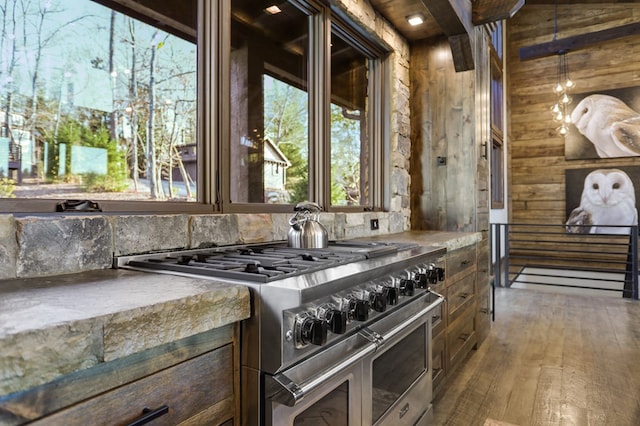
top-left (549, 0), bottom-right (574, 136)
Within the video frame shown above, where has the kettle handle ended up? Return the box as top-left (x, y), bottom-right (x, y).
top-left (289, 210), bottom-right (308, 229)
top-left (294, 201), bottom-right (322, 213)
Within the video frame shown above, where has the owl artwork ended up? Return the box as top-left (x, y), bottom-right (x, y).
top-left (566, 169), bottom-right (638, 235)
top-left (571, 94), bottom-right (640, 158)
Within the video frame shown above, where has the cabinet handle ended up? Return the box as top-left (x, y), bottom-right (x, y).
top-left (126, 405), bottom-right (169, 426)
top-left (460, 260), bottom-right (469, 266)
top-left (399, 402), bottom-right (410, 419)
top-left (459, 333), bottom-right (470, 341)
top-left (459, 293), bottom-right (469, 299)
top-left (479, 308), bottom-right (488, 314)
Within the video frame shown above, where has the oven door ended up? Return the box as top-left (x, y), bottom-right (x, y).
top-left (264, 330), bottom-right (373, 426)
top-left (362, 297), bottom-right (439, 426)
top-left (268, 361), bottom-right (363, 425)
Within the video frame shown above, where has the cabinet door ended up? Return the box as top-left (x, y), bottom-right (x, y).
top-left (431, 331), bottom-right (446, 396)
top-left (446, 307), bottom-right (476, 373)
top-left (34, 345), bottom-right (235, 426)
top-left (447, 271), bottom-right (476, 325)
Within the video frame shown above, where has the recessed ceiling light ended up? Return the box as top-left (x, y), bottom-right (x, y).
top-left (265, 5), bottom-right (282, 15)
top-left (406, 13), bottom-right (425, 26)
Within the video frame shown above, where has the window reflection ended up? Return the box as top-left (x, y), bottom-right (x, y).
top-left (330, 31), bottom-right (369, 207)
top-left (371, 326), bottom-right (426, 422)
top-left (0, 0), bottom-right (197, 202)
top-left (230, 0), bottom-right (310, 204)
top-left (293, 381), bottom-right (349, 425)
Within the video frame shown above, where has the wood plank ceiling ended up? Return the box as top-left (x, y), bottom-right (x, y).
top-left (368, 0), bottom-right (524, 71)
top-left (368, 0), bottom-right (637, 70)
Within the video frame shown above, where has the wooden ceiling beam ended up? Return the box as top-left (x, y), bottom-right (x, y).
top-left (519, 21), bottom-right (640, 60)
top-left (472, 0), bottom-right (525, 25)
top-left (420, 0), bottom-right (475, 71)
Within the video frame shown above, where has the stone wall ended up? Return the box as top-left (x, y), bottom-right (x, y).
top-left (0, 211), bottom-right (406, 280)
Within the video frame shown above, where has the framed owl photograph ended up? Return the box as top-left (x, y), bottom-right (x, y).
top-left (565, 166), bottom-right (640, 235)
top-left (564, 86), bottom-right (640, 160)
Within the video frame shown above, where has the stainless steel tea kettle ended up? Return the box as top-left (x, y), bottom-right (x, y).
top-left (288, 202), bottom-right (328, 248)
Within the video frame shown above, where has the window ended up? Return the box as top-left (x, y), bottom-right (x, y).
top-left (0, 0), bottom-right (199, 211)
top-left (330, 29), bottom-right (370, 207)
top-left (491, 138), bottom-right (504, 208)
top-left (489, 21), bottom-right (504, 209)
top-left (224, 0), bottom-right (387, 212)
top-left (228, 1), bottom-right (310, 206)
top-left (1, 0), bottom-right (388, 213)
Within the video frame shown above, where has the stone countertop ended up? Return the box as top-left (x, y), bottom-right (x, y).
top-left (354, 230), bottom-right (482, 251)
top-left (0, 230), bottom-right (476, 398)
top-left (0, 269), bottom-right (250, 397)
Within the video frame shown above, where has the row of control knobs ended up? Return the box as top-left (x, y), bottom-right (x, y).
top-left (295, 264), bottom-right (445, 347)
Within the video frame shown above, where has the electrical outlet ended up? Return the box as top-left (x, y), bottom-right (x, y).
top-left (370, 219), bottom-right (379, 230)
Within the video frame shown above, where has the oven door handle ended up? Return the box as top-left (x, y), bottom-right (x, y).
top-left (377, 295), bottom-right (444, 345)
top-left (270, 343), bottom-right (377, 407)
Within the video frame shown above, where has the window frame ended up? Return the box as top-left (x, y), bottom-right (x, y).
top-left (491, 136), bottom-right (504, 209)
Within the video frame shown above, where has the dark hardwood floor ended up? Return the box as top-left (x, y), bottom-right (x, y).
top-left (432, 287), bottom-right (640, 426)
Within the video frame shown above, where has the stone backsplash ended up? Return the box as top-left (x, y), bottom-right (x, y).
top-left (0, 212), bottom-right (406, 280)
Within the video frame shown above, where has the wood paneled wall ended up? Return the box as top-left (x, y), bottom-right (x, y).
top-left (410, 30), bottom-right (490, 234)
top-left (507, 4), bottom-right (640, 224)
top-left (410, 37), bottom-right (477, 232)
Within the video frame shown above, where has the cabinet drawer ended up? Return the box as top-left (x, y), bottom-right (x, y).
top-left (431, 331), bottom-right (446, 395)
top-left (447, 308), bottom-right (476, 373)
top-left (447, 272), bottom-right (475, 325)
top-left (35, 345), bottom-right (235, 426)
top-left (446, 245), bottom-right (476, 285)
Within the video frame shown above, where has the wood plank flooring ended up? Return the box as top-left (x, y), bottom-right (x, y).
top-left (432, 287), bottom-right (640, 426)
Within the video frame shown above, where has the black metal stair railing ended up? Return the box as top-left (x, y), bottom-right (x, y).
top-left (491, 223), bottom-right (639, 300)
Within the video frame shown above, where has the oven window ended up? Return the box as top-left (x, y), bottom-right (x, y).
top-left (293, 381), bottom-right (349, 425)
top-left (371, 325), bottom-right (426, 422)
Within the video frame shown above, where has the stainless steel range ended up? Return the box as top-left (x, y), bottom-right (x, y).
top-left (116, 240), bottom-right (445, 426)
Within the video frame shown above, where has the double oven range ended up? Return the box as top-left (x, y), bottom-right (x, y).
top-left (116, 240), bottom-right (445, 425)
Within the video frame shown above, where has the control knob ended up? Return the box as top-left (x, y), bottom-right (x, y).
top-left (414, 267), bottom-right (429, 289)
top-left (436, 265), bottom-right (445, 281)
top-left (367, 287), bottom-right (387, 312)
top-left (300, 316), bottom-right (328, 346)
top-left (317, 304), bottom-right (348, 334)
top-left (347, 297), bottom-right (370, 321)
top-left (382, 285), bottom-right (399, 305)
top-left (399, 276), bottom-right (416, 296)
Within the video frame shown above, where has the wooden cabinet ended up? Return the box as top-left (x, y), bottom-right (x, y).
top-left (431, 241), bottom-right (492, 399)
top-left (0, 325), bottom-right (239, 426)
top-left (432, 243), bottom-right (479, 398)
top-left (444, 244), bottom-right (477, 374)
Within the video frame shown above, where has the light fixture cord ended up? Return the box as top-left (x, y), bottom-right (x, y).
top-left (553, 0), bottom-right (558, 41)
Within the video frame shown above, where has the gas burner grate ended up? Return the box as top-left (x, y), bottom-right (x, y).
top-left (124, 245), bottom-right (368, 283)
